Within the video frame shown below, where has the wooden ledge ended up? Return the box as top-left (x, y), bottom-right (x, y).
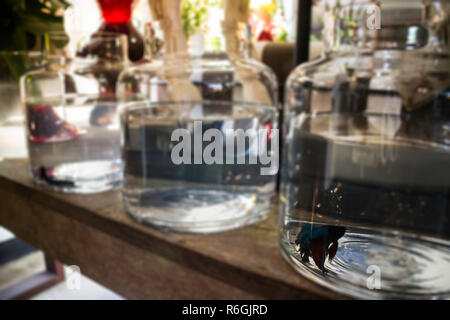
top-left (0, 158), bottom-right (343, 299)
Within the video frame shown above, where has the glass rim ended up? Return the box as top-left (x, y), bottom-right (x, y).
top-left (121, 100), bottom-right (278, 114)
top-left (335, 0), bottom-right (423, 8)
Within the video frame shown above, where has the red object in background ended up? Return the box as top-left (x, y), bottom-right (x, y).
top-left (95, 0), bottom-right (144, 61)
top-left (257, 29), bottom-right (273, 42)
top-left (97, 0), bottom-right (134, 23)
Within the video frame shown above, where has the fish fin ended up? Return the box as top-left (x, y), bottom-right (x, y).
top-left (300, 248), bottom-right (310, 262)
top-left (310, 242), bottom-right (327, 272)
top-left (328, 241), bottom-right (338, 262)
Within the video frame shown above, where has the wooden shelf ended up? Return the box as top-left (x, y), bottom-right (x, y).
top-left (0, 159), bottom-right (344, 299)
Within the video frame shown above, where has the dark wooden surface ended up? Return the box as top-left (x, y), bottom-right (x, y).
top-left (0, 158), bottom-right (344, 299)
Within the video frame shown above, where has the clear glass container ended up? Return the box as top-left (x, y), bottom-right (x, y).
top-left (118, 0), bottom-right (279, 233)
top-left (21, 33), bottom-right (128, 193)
top-left (280, 0), bottom-right (450, 299)
top-left (121, 100), bottom-right (278, 233)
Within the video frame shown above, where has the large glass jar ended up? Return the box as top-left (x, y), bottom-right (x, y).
top-left (118, 50), bottom-right (280, 233)
top-left (117, 0), bottom-right (279, 233)
top-left (121, 100), bottom-right (278, 233)
top-left (280, 0), bottom-right (450, 299)
top-left (21, 33), bottom-right (128, 193)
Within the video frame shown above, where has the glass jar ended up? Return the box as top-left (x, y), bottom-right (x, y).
top-left (280, 0), bottom-right (450, 299)
top-left (121, 100), bottom-right (278, 233)
top-left (21, 33), bottom-right (128, 193)
top-left (117, 0), bottom-right (279, 233)
top-left (118, 55), bottom-right (279, 233)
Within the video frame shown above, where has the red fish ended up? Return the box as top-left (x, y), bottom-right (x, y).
top-left (27, 105), bottom-right (79, 143)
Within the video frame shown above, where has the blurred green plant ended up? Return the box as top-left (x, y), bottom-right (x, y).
top-left (181, 0), bottom-right (209, 39)
top-left (206, 35), bottom-right (222, 52)
top-left (275, 28), bottom-right (288, 42)
top-left (0, 0), bottom-right (70, 79)
top-left (181, 0), bottom-right (223, 40)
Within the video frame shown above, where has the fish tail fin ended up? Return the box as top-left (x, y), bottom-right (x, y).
top-left (328, 241), bottom-right (338, 262)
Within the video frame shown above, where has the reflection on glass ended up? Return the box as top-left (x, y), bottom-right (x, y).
top-left (121, 101), bottom-right (278, 234)
top-left (21, 33), bottom-right (128, 193)
top-left (280, 0), bottom-right (450, 299)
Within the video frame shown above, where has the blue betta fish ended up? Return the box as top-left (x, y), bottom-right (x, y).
top-left (295, 224), bottom-right (346, 273)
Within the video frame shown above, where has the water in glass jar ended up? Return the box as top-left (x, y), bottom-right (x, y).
top-left (27, 98), bottom-right (122, 193)
top-left (280, 107), bottom-right (450, 299)
top-left (121, 102), bottom-right (277, 234)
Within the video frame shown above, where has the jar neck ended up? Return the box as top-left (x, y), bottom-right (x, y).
top-left (324, 0), bottom-right (449, 54)
top-left (41, 31), bottom-right (71, 62)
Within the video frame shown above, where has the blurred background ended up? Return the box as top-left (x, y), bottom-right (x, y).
top-left (62, 0), bottom-right (326, 56)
